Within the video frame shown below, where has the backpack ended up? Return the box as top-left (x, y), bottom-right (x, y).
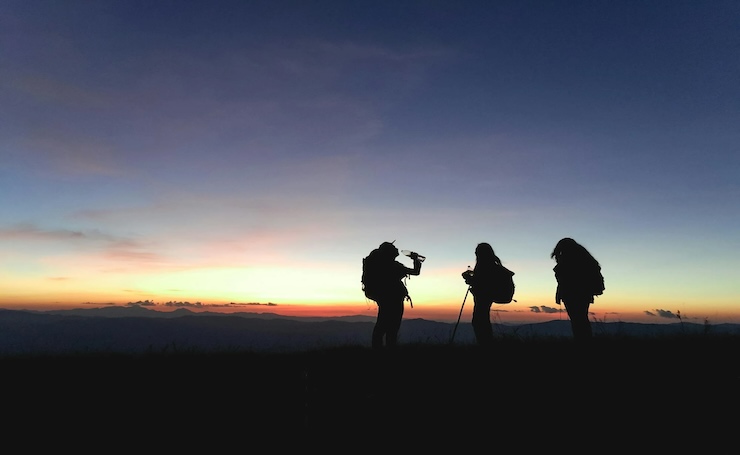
top-left (592, 267), bottom-right (605, 297)
top-left (361, 249), bottom-right (412, 305)
top-left (361, 249), bottom-right (382, 302)
top-left (491, 265), bottom-right (516, 304)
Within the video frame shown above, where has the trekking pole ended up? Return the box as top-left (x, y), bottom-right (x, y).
top-left (449, 286), bottom-right (471, 345)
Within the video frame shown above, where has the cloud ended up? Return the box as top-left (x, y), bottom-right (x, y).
top-left (103, 240), bottom-right (168, 264)
top-left (0, 223), bottom-right (128, 246)
top-left (126, 300), bottom-right (158, 307)
top-left (0, 223), bottom-right (182, 273)
top-left (529, 305), bottom-right (561, 314)
top-left (0, 224), bottom-right (88, 241)
top-left (646, 309), bottom-right (679, 319)
top-left (229, 302), bottom-right (278, 307)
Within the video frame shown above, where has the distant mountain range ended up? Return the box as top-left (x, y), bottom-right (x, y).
top-left (1, 306), bottom-right (739, 356)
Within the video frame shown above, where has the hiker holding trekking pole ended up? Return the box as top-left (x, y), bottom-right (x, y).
top-left (460, 242), bottom-right (515, 347)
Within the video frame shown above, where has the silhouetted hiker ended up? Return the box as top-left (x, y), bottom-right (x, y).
top-left (462, 242), bottom-right (510, 347)
top-left (362, 241), bottom-right (422, 349)
top-left (550, 238), bottom-right (605, 342)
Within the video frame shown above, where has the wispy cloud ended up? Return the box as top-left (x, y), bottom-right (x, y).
top-left (0, 223), bottom-right (174, 270)
top-left (645, 309), bottom-right (680, 319)
top-left (529, 305), bottom-right (561, 314)
top-left (0, 224), bottom-right (91, 241)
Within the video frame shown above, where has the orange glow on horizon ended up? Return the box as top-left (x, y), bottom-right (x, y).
top-left (0, 296), bottom-right (726, 326)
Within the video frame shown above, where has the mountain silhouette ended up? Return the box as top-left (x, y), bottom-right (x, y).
top-left (1, 307), bottom-right (739, 356)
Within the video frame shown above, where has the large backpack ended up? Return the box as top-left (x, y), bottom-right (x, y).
top-left (361, 249), bottom-right (411, 305)
top-left (592, 266), bottom-right (605, 297)
top-left (491, 265), bottom-right (516, 304)
top-left (361, 249), bottom-right (382, 301)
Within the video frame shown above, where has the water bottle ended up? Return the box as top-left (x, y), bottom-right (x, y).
top-left (462, 265), bottom-right (473, 283)
top-left (400, 250), bottom-right (426, 263)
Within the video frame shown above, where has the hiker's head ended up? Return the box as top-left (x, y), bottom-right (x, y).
top-left (475, 242), bottom-right (494, 258)
top-left (475, 242), bottom-right (501, 265)
top-left (551, 237), bottom-right (577, 261)
top-left (551, 237), bottom-right (597, 265)
top-left (378, 241), bottom-right (399, 259)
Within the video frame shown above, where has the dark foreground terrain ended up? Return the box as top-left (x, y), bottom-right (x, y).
top-left (3, 336), bottom-right (739, 448)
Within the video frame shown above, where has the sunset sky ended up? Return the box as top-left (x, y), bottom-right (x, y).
top-left (2, 1), bottom-right (738, 324)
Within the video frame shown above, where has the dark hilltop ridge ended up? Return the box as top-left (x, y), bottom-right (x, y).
top-left (2, 307), bottom-right (739, 444)
top-left (2, 306), bottom-right (740, 356)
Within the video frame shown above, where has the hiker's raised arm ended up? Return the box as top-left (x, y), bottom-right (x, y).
top-left (409, 257), bottom-right (422, 276)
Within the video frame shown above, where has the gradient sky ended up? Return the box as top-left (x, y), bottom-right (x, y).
top-left (2, 0), bottom-right (739, 324)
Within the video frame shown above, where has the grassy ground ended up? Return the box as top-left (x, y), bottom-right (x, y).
top-left (3, 335), bottom-right (739, 447)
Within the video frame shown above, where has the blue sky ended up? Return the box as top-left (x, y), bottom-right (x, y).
top-left (1, 0), bottom-right (739, 323)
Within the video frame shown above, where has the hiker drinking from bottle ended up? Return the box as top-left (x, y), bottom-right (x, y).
top-left (462, 242), bottom-right (510, 347)
top-left (362, 241), bottom-right (423, 349)
top-left (550, 237), bottom-right (605, 342)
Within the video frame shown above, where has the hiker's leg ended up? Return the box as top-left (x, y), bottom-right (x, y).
top-left (471, 301), bottom-right (494, 346)
top-left (564, 300), bottom-right (592, 341)
top-left (372, 324), bottom-right (385, 349)
top-left (385, 300), bottom-right (404, 348)
top-left (373, 303), bottom-right (389, 349)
